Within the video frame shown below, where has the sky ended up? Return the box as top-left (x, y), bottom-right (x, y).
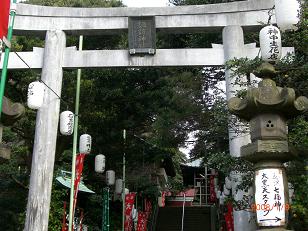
top-left (122, 0), bottom-right (170, 7)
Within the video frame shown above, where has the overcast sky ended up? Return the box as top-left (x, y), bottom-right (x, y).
top-left (122, 0), bottom-right (170, 7)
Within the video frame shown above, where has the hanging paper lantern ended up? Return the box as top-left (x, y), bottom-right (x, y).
top-left (259, 25), bottom-right (282, 62)
top-left (275, 0), bottom-right (300, 31)
top-left (223, 184), bottom-right (230, 196)
top-left (115, 178), bottom-right (123, 194)
top-left (219, 193), bottom-right (225, 205)
top-left (216, 190), bottom-right (221, 199)
top-left (27, 81), bottom-right (45, 109)
top-left (59, 111), bottom-right (74, 135)
top-left (125, 188), bottom-right (129, 195)
top-left (132, 208), bottom-right (138, 222)
top-left (106, 170), bottom-right (115, 186)
top-left (95, 154), bottom-right (105, 173)
top-left (225, 176), bottom-right (232, 190)
top-left (79, 134), bottom-right (91, 154)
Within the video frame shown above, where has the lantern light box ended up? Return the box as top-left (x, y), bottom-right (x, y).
top-left (95, 154), bottom-right (106, 173)
top-left (79, 134), bottom-right (92, 154)
top-left (27, 81), bottom-right (45, 109)
top-left (259, 25), bottom-right (282, 62)
top-left (59, 111), bottom-right (74, 135)
top-left (275, 0), bottom-right (300, 31)
top-left (115, 178), bottom-right (123, 194)
top-left (106, 170), bottom-right (115, 186)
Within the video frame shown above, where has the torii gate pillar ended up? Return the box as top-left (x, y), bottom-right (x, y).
top-left (24, 30), bottom-right (66, 231)
top-left (223, 25), bottom-right (257, 231)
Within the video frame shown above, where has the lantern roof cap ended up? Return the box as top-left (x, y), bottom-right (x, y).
top-left (253, 62), bottom-right (277, 79)
top-left (228, 63), bottom-right (308, 120)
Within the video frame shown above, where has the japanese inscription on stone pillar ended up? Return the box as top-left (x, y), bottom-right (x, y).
top-left (128, 16), bottom-right (156, 55)
top-left (255, 168), bottom-right (286, 226)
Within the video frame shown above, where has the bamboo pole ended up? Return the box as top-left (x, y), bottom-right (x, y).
top-left (122, 129), bottom-right (126, 231)
top-left (68, 35), bottom-right (83, 231)
top-left (0, 0), bottom-right (17, 120)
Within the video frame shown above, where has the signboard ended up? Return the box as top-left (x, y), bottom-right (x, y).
top-left (255, 168), bottom-right (285, 226)
top-left (128, 16), bottom-right (156, 55)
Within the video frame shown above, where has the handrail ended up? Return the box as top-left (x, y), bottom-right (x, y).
top-left (181, 193), bottom-right (186, 231)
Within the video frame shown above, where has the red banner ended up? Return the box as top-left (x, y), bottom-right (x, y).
top-left (0, 0), bottom-right (10, 39)
top-left (144, 199), bottom-right (152, 220)
top-left (73, 153), bottom-right (86, 212)
top-left (209, 175), bottom-right (216, 203)
top-left (161, 191), bottom-right (166, 207)
top-left (137, 212), bottom-right (147, 231)
top-left (124, 192), bottom-right (136, 231)
top-left (224, 202), bottom-right (234, 231)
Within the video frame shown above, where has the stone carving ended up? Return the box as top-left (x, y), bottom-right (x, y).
top-left (228, 62), bottom-right (308, 162)
top-left (0, 96), bottom-right (25, 160)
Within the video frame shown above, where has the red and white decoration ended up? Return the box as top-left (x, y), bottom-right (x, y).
top-left (209, 175), bottom-right (216, 203)
top-left (158, 191), bottom-right (166, 207)
top-left (124, 192), bottom-right (136, 231)
top-left (73, 153), bottom-right (86, 212)
top-left (0, 0), bottom-right (10, 40)
top-left (137, 199), bottom-right (152, 231)
top-left (259, 25), bottom-right (282, 62)
top-left (224, 202), bottom-right (234, 231)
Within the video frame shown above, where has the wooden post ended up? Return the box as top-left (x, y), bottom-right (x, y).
top-left (24, 30), bottom-right (66, 231)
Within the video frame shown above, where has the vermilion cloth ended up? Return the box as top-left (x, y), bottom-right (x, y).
top-left (0, 0), bottom-right (10, 39)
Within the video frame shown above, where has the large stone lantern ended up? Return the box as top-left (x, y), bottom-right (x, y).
top-left (228, 63), bottom-right (308, 230)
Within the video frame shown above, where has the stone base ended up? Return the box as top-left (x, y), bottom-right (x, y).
top-left (241, 140), bottom-right (297, 163)
top-left (0, 144), bottom-right (11, 160)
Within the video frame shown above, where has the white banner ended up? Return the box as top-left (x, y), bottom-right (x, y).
top-left (255, 168), bottom-right (286, 226)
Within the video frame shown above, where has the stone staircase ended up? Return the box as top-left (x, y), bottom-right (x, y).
top-left (155, 206), bottom-right (216, 231)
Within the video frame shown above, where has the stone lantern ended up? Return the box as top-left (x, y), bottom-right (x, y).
top-left (228, 63), bottom-right (308, 230)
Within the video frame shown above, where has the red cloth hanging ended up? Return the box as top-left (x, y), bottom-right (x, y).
top-left (161, 191), bottom-right (166, 207)
top-left (73, 153), bottom-right (86, 213)
top-left (0, 0), bottom-right (10, 39)
top-left (124, 193), bottom-right (136, 231)
top-left (209, 175), bottom-right (216, 203)
top-left (224, 202), bottom-right (234, 231)
top-left (137, 212), bottom-right (148, 231)
top-left (61, 201), bottom-right (68, 231)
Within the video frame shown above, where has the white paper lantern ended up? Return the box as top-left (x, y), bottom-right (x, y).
top-left (216, 190), bottom-right (221, 199)
top-left (132, 208), bottom-right (138, 221)
top-left (60, 111), bottom-right (74, 135)
top-left (79, 134), bottom-right (92, 154)
top-left (219, 193), bottom-right (225, 205)
top-left (125, 188), bottom-right (129, 195)
top-left (288, 182), bottom-right (294, 203)
top-left (275, 0), bottom-right (300, 31)
top-left (106, 170), bottom-right (115, 186)
top-left (259, 25), bottom-right (282, 62)
top-left (95, 154), bottom-right (106, 173)
top-left (115, 178), bottom-right (123, 193)
top-left (27, 81), bottom-right (45, 109)
top-left (223, 184), bottom-right (230, 196)
top-left (225, 176), bottom-right (232, 190)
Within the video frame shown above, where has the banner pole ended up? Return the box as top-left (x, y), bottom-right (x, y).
top-left (0, 0), bottom-right (17, 120)
top-left (122, 129), bottom-right (126, 231)
top-left (68, 35), bottom-right (83, 231)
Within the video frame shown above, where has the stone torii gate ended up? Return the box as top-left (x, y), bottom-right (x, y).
top-left (0, 0), bottom-right (294, 230)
